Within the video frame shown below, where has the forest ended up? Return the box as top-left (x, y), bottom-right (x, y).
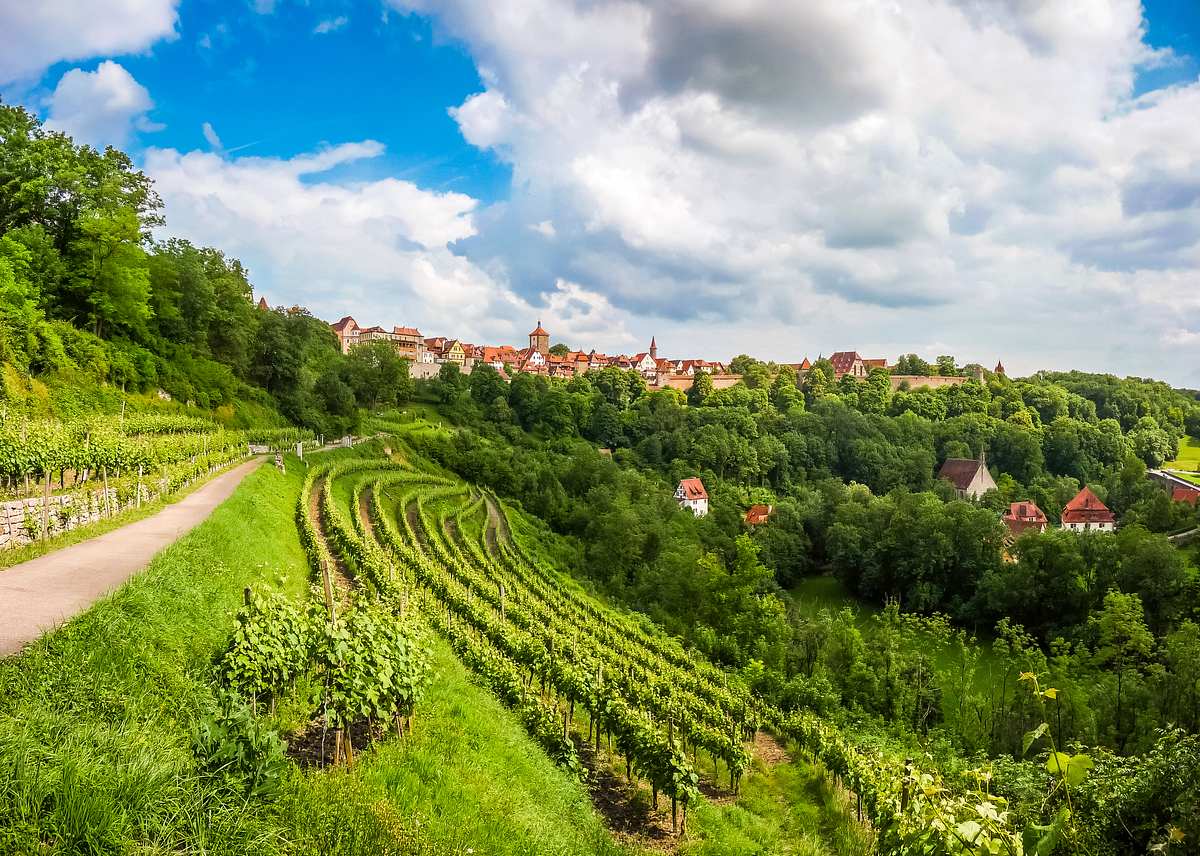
top-left (0, 103), bottom-right (407, 434)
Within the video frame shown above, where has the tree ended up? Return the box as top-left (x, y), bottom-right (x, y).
top-left (469, 362), bottom-right (509, 406)
top-left (935, 355), bottom-right (959, 376)
top-left (729, 354), bottom-right (759, 375)
top-left (1092, 591), bottom-right (1153, 752)
top-left (770, 366), bottom-right (804, 412)
top-left (687, 371), bottom-right (714, 406)
top-left (435, 360), bottom-right (464, 403)
top-left (346, 340), bottom-right (408, 409)
top-left (893, 353), bottom-right (933, 376)
top-left (549, 342), bottom-right (570, 357)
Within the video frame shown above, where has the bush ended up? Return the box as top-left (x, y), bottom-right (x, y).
top-left (191, 690), bottom-right (288, 799)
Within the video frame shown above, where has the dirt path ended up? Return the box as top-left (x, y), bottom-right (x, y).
top-left (0, 457), bottom-right (265, 657)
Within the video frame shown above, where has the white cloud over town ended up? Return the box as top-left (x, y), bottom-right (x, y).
top-left (385, 0), bottom-right (1200, 384)
top-left (143, 141), bottom-right (538, 341)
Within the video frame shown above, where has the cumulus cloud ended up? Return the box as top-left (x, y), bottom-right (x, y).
top-left (143, 141), bottom-right (543, 341)
top-left (386, 0), bottom-right (1200, 382)
top-left (45, 61), bottom-right (161, 148)
top-left (0, 0), bottom-right (179, 85)
top-left (314, 16), bottom-right (349, 34)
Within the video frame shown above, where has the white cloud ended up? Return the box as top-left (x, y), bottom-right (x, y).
top-left (530, 220), bottom-right (556, 237)
top-left (251, 0), bottom-right (276, 14)
top-left (0, 0), bottom-right (179, 85)
top-left (201, 121), bottom-right (223, 151)
top-left (391, 0), bottom-right (1200, 384)
top-left (45, 61), bottom-right (160, 148)
top-left (314, 16), bottom-right (349, 34)
top-left (143, 141), bottom-right (542, 340)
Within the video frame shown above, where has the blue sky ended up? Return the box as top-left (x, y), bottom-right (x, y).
top-left (31, 1), bottom-right (512, 203)
top-left (2, 1), bottom-right (1200, 385)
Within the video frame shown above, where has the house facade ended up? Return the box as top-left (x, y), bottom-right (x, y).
top-left (1002, 501), bottom-right (1048, 539)
top-left (937, 450), bottom-right (997, 499)
top-left (675, 478), bottom-right (709, 517)
top-left (1061, 487), bottom-right (1115, 532)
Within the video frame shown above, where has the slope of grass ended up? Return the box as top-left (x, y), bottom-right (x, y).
top-left (1168, 435), bottom-right (1200, 473)
top-left (0, 444), bottom-right (640, 856)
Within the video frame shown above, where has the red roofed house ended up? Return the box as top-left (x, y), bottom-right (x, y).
top-left (675, 478), bottom-right (709, 517)
top-left (829, 351), bottom-right (867, 379)
top-left (1061, 487), bottom-right (1116, 532)
top-left (331, 316), bottom-right (360, 353)
top-left (1003, 501), bottom-right (1048, 539)
top-left (1171, 486), bottom-right (1200, 506)
top-left (937, 449), bottom-right (998, 500)
top-left (745, 504), bottom-right (772, 526)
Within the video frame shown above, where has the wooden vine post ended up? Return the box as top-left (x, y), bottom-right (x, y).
top-left (102, 466), bottom-right (111, 517)
top-left (41, 469), bottom-right (50, 541)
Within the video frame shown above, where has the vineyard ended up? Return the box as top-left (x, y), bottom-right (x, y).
top-left (0, 411), bottom-right (316, 549)
top-left (222, 443), bottom-right (1033, 853)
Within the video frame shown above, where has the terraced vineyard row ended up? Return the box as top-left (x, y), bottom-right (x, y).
top-left (297, 452), bottom-right (1026, 852)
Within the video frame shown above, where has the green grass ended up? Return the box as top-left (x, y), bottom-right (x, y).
top-left (1167, 435), bottom-right (1200, 473)
top-left (684, 753), bottom-right (872, 856)
top-left (0, 444), bottom-right (642, 855)
top-left (354, 639), bottom-right (635, 856)
top-left (0, 457), bottom-right (310, 854)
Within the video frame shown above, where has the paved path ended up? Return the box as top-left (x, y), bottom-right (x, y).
top-left (0, 457), bottom-right (265, 656)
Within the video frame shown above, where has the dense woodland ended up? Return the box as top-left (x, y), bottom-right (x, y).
top-left (0, 103), bottom-right (408, 433)
top-left (5, 99), bottom-right (1200, 852)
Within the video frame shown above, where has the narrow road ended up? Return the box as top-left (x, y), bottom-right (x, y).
top-left (0, 457), bottom-right (265, 656)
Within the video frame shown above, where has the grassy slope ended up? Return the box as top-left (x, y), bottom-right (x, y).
top-left (0, 446), bottom-right (640, 856)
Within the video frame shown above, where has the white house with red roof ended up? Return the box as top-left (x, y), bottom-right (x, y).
top-left (1061, 487), bottom-right (1115, 532)
top-left (675, 478), bottom-right (709, 517)
top-left (937, 450), bottom-right (997, 499)
top-left (829, 351), bottom-right (868, 379)
top-left (1002, 501), bottom-right (1048, 539)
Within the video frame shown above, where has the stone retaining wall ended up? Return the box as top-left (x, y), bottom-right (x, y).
top-left (0, 486), bottom-right (153, 550)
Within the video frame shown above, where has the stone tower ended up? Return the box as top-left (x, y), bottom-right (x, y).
top-left (529, 320), bottom-right (549, 356)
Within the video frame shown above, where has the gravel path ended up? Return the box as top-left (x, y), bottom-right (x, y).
top-left (0, 457), bottom-right (264, 656)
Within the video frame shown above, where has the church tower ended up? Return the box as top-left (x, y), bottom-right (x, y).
top-left (529, 320), bottom-right (549, 356)
top-left (649, 336), bottom-right (657, 360)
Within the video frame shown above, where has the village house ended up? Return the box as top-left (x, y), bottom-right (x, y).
top-left (744, 504), bottom-right (772, 526)
top-left (829, 351), bottom-right (868, 379)
top-left (675, 478), bottom-right (709, 517)
top-left (1061, 487), bottom-right (1116, 532)
top-left (391, 326), bottom-right (424, 361)
top-left (1172, 486), bottom-right (1200, 506)
top-left (1002, 501), bottom-right (1048, 539)
top-left (529, 321), bottom-right (550, 356)
top-left (331, 316), bottom-right (361, 353)
top-left (937, 450), bottom-right (997, 499)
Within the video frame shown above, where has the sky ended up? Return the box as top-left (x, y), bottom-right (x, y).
top-left (2, 0), bottom-right (1199, 386)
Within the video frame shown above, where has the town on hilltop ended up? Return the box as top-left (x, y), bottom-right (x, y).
top-left (328, 314), bottom-right (1006, 391)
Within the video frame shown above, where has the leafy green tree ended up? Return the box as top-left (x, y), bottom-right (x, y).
top-left (1091, 591), bottom-right (1154, 752)
top-left (548, 342), bottom-right (570, 357)
top-left (469, 362), bottom-right (509, 406)
top-left (346, 340), bottom-right (409, 409)
top-left (687, 370), bottom-right (714, 406)
top-left (935, 355), bottom-right (959, 376)
top-left (728, 354), bottom-right (759, 375)
top-left (893, 353), bottom-right (933, 375)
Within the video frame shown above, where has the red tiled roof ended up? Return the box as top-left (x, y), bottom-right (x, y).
top-left (678, 478), bottom-right (708, 500)
top-left (530, 323), bottom-right (549, 336)
top-left (745, 504), bottom-right (772, 525)
top-left (1061, 487), bottom-right (1115, 525)
top-left (331, 315), bottom-right (357, 331)
top-left (257, 296), bottom-right (269, 311)
top-left (829, 351), bottom-right (861, 374)
top-left (1172, 486), bottom-right (1200, 505)
top-left (938, 457), bottom-right (985, 491)
top-left (1003, 501), bottom-right (1047, 536)
top-left (393, 326), bottom-right (422, 336)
